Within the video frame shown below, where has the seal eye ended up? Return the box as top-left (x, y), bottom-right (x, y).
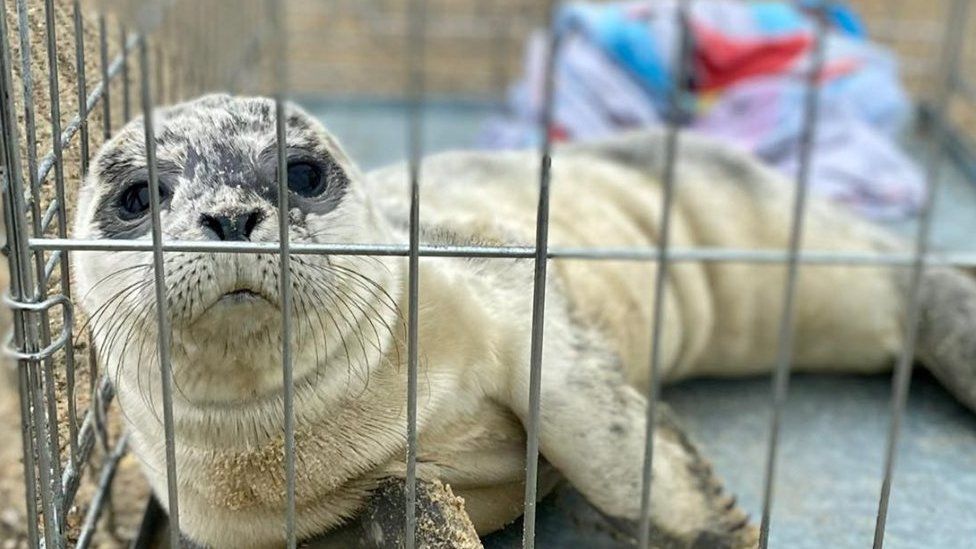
top-left (118, 181), bottom-right (168, 220)
top-left (287, 162), bottom-right (325, 197)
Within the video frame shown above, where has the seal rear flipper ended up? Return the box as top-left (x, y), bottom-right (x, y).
top-left (916, 267), bottom-right (976, 413)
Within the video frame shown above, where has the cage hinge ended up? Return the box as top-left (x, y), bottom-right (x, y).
top-left (2, 292), bottom-right (73, 361)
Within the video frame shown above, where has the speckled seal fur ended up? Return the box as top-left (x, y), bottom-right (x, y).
top-left (72, 94), bottom-right (976, 548)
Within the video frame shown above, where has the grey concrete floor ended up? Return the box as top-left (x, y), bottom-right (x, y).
top-left (303, 98), bottom-right (976, 548)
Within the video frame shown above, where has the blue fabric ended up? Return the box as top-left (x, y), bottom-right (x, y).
top-left (828, 6), bottom-right (866, 37)
top-left (751, 2), bottom-right (809, 34)
top-left (558, 4), bottom-right (672, 99)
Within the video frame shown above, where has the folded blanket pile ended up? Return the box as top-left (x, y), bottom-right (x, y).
top-left (479, 0), bottom-right (924, 220)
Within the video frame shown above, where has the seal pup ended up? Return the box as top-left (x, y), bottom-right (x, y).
top-left (72, 94), bottom-right (976, 547)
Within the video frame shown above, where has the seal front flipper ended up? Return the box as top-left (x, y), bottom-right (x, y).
top-left (506, 329), bottom-right (756, 548)
top-left (305, 477), bottom-right (483, 549)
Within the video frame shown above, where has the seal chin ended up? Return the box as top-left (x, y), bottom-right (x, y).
top-left (191, 286), bottom-right (278, 329)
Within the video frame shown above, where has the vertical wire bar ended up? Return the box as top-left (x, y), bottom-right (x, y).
top-left (636, 3), bottom-right (692, 547)
top-left (872, 0), bottom-right (969, 545)
top-left (0, 1), bottom-right (41, 544)
top-left (137, 34), bottom-right (182, 547)
top-left (638, 5), bottom-right (691, 548)
top-left (72, 0), bottom-right (90, 223)
top-left (404, 0), bottom-right (426, 546)
top-left (15, 1), bottom-right (65, 542)
top-left (194, 1), bottom-right (204, 95)
top-left (268, 0), bottom-right (296, 545)
top-left (120, 25), bottom-right (130, 122)
top-left (521, 1), bottom-right (558, 547)
top-left (757, 8), bottom-right (829, 547)
top-left (95, 11), bottom-right (112, 409)
top-left (43, 0), bottom-right (81, 471)
top-left (98, 14), bottom-right (112, 138)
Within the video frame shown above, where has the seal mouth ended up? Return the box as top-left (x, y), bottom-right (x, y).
top-left (218, 288), bottom-right (271, 305)
top-left (189, 285), bottom-right (277, 327)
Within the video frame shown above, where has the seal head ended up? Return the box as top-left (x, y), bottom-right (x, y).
top-left (73, 93), bottom-right (402, 406)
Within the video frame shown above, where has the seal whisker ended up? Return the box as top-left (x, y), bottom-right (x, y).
top-left (76, 275), bottom-right (154, 349)
top-left (325, 266), bottom-right (405, 369)
top-left (78, 262), bottom-right (154, 302)
top-left (299, 269), bottom-right (385, 389)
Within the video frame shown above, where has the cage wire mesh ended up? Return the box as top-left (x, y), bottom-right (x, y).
top-left (0, 0), bottom-right (973, 547)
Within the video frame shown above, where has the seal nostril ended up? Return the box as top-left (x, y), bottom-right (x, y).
top-left (242, 210), bottom-right (263, 239)
top-left (200, 214), bottom-right (226, 240)
top-left (200, 210), bottom-right (263, 241)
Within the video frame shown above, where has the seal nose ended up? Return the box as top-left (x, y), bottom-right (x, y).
top-left (200, 210), bottom-right (263, 241)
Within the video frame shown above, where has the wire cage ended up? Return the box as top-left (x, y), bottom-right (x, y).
top-left (0, 0), bottom-right (974, 547)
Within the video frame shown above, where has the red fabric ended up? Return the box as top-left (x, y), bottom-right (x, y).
top-left (550, 124), bottom-right (571, 142)
top-left (817, 58), bottom-right (860, 82)
top-left (693, 22), bottom-right (811, 91)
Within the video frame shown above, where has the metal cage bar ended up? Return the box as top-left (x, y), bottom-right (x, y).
top-left (268, 0), bottom-right (298, 545)
top-left (873, 0), bottom-right (970, 545)
top-left (1, 1), bottom-right (59, 545)
top-left (521, 1), bottom-right (558, 546)
top-left (70, 0), bottom-right (89, 246)
top-left (14, 0), bottom-right (66, 543)
top-left (98, 14), bottom-right (112, 141)
top-left (36, 31), bottom-right (139, 223)
top-left (637, 3), bottom-right (691, 546)
top-left (74, 433), bottom-right (129, 549)
top-left (0, 18), bottom-right (41, 542)
top-left (0, 7), bottom-right (182, 545)
top-left (758, 5), bottom-right (829, 546)
top-left (42, 0), bottom-right (82, 476)
top-left (2, 0), bottom-right (975, 547)
top-left (404, 0), bottom-right (427, 547)
top-left (137, 26), bottom-right (182, 548)
top-left (120, 24), bottom-right (131, 121)
top-left (26, 236), bottom-right (976, 268)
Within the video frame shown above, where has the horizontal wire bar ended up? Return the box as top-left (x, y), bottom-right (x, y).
top-left (39, 197), bottom-right (59, 237)
top-left (25, 237), bottom-right (976, 267)
top-left (42, 249), bottom-right (61, 286)
top-left (74, 432), bottom-right (129, 549)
